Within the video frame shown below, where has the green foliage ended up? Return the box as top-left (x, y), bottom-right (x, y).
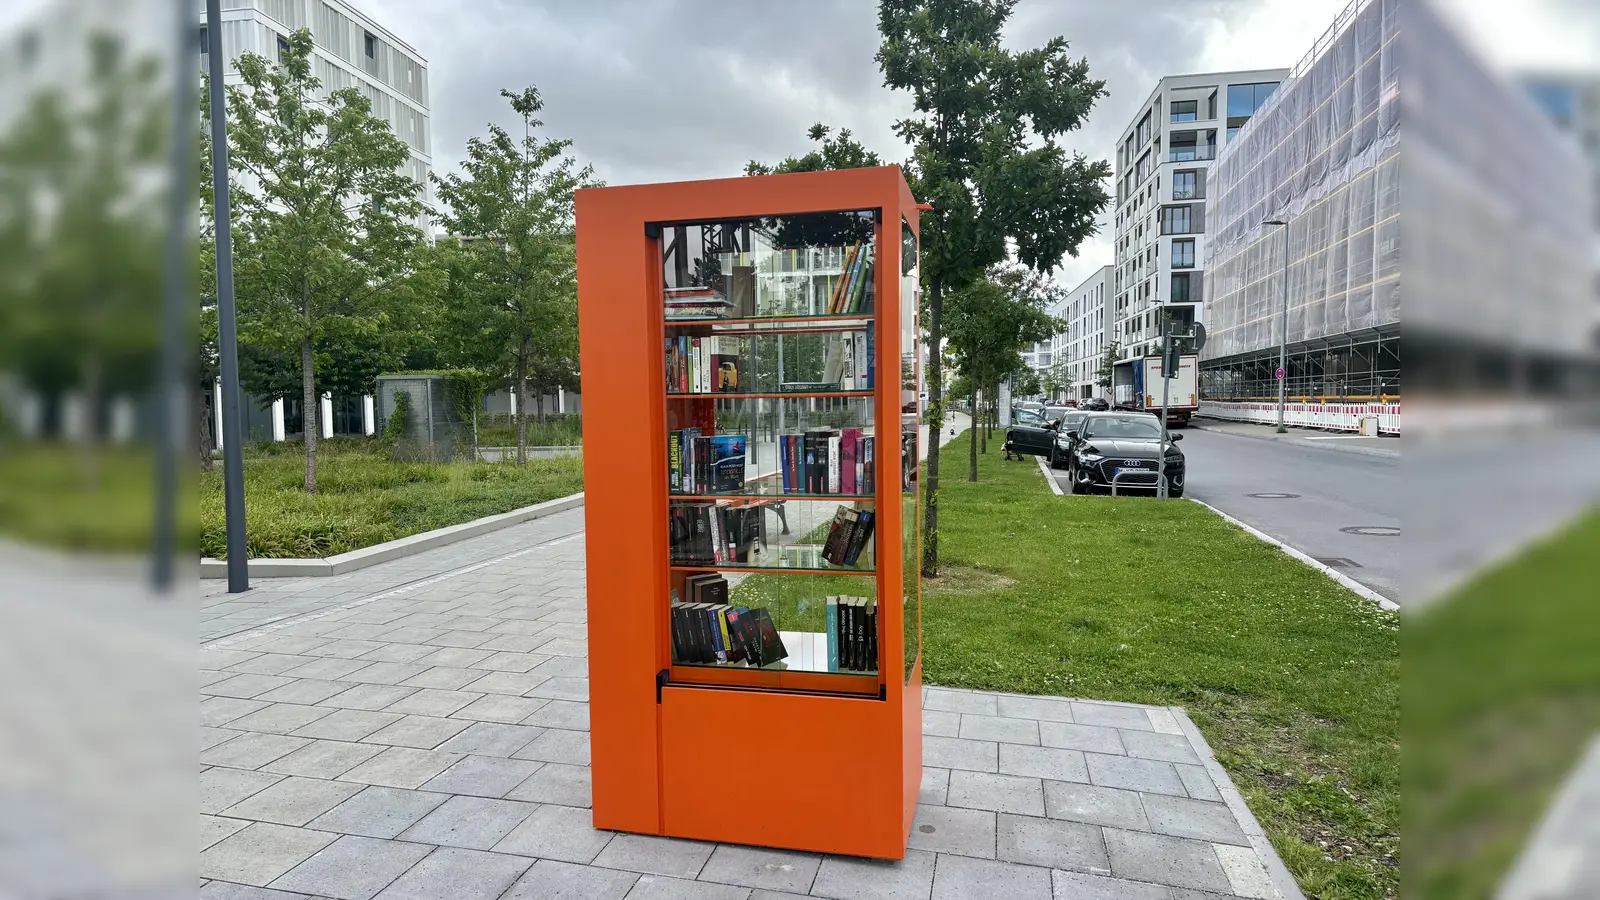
top-left (0, 443), bottom-right (190, 552)
top-left (1012, 368), bottom-right (1041, 397)
top-left (431, 86), bottom-right (599, 464)
top-left (199, 448), bottom-right (583, 558)
top-left (929, 439), bottom-right (1398, 899)
top-left (1097, 339), bottom-right (1120, 388)
top-left (381, 389), bottom-right (413, 452)
top-left (875, 0), bottom-right (1112, 575)
top-left (207, 29), bottom-right (426, 491)
top-left (745, 124), bottom-right (883, 176)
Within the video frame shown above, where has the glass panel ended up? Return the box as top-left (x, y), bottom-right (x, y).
top-left (671, 568), bottom-right (879, 675)
top-left (668, 497), bottom-right (876, 572)
top-left (661, 210), bottom-right (876, 320)
top-left (900, 217), bottom-right (921, 682)
top-left (665, 396), bottom-right (878, 499)
top-left (663, 323), bottom-right (875, 397)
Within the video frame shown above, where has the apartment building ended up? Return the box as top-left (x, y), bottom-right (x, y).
top-left (1110, 69), bottom-right (1289, 362)
top-left (1046, 266), bottom-right (1114, 401)
top-left (1523, 73), bottom-right (1600, 337)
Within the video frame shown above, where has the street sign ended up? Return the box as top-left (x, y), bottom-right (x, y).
top-left (1191, 323), bottom-right (1206, 353)
top-left (1275, 367), bottom-right (1286, 379)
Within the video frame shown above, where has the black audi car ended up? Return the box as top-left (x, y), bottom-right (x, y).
top-left (1059, 412), bottom-right (1185, 496)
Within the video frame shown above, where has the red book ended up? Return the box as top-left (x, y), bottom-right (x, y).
top-left (840, 427), bottom-right (860, 494)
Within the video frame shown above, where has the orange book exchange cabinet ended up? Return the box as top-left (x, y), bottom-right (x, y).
top-left (577, 166), bottom-right (925, 858)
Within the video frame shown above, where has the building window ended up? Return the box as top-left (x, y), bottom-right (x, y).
top-left (1226, 82), bottom-right (1280, 119)
top-left (1170, 100), bottom-right (1197, 123)
top-left (277, 34), bottom-right (290, 62)
top-left (1169, 132), bottom-right (1199, 162)
top-left (1161, 206), bottom-right (1192, 235)
top-left (1172, 238), bottom-right (1195, 268)
top-left (364, 31), bottom-right (377, 58)
top-left (1136, 110), bottom-right (1152, 147)
top-left (1227, 125), bottom-right (1242, 142)
top-left (1208, 90), bottom-right (1217, 120)
top-left (1173, 171), bottom-right (1197, 200)
top-left (1171, 273), bottom-right (1192, 304)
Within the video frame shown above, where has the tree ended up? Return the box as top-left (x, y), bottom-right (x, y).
top-left (1097, 339), bottom-right (1121, 391)
top-left (1013, 368), bottom-right (1042, 397)
top-left (0, 33), bottom-right (166, 484)
top-left (745, 124), bottom-right (883, 176)
top-left (877, 0), bottom-right (1112, 576)
top-left (213, 29), bottom-right (424, 491)
top-left (944, 264), bottom-right (1060, 481)
top-left (433, 87), bottom-right (598, 465)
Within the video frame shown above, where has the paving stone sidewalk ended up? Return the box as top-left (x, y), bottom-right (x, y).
top-left (200, 507), bottom-right (1300, 900)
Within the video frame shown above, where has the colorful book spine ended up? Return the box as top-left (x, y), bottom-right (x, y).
top-left (841, 428), bottom-right (859, 495)
top-left (827, 434), bottom-right (841, 494)
top-left (779, 436), bottom-right (791, 493)
top-left (826, 597), bottom-right (839, 672)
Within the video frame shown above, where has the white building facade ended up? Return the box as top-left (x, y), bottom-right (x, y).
top-left (1111, 69), bottom-right (1289, 362)
top-left (1523, 73), bottom-right (1600, 335)
top-left (1049, 265), bottom-right (1114, 401)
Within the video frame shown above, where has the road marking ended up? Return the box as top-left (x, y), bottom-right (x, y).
top-left (1187, 499), bottom-right (1399, 611)
top-left (203, 530), bottom-right (586, 649)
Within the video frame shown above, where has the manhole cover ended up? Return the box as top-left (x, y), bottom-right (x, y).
top-left (1340, 526), bottom-right (1399, 536)
top-left (1247, 492), bottom-right (1300, 499)
top-left (1315, 557), bottom-right (1363, 568)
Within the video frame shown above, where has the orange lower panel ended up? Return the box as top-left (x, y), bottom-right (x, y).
top-left (660, 685), bottom-right (909, 858)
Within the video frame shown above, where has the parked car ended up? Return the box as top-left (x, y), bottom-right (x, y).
top-left (1080, 397), bottom-right (1110, 411)
top-left (1058, 412), bottom-right (1185, 496)
top-left (1003, 409), bottom-right (1087, 467)
top-left (1010, 407), bottom-right (1047, 427)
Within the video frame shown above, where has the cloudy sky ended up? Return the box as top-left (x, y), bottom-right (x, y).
top-left (3, 0), bottom-right (1596, 289)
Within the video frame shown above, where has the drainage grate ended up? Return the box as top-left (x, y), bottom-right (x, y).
top-left (1340, 526), bottom-right (1399, 537)
top-left (1248, 492), bottom-right (1301, 499)
top-left (1315, 557), bottom-right (1362, 568)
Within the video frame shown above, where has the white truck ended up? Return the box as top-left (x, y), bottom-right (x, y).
top-left (1111, 354), bottom-right (1199, 427)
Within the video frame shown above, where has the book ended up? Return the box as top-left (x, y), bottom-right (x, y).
top-left (840, 428), bottom-right (857, 495)
top-left (865, 599), bottom-right (878, 672)
top-left (823, 334), bottom-right (848, 384)
top-left (847, 245), bottom-right (872, 312)
top-left (779, 434), bottom-right (792, 493)
top-left (780, 382), bottom-right (841, 393)
top-left (828, 243), bottom-right (859, 313)
top-left (866, 322), bottom-right (874, 389)
top-left (822, 506), bottom-right (858, 565)
top-left (715, 606), bottom-right (735, 663)
top-left (724, 606), bottom-right (752, 662)
top-left (843, 509), bottom-right (875, 566)
top-left (827, 434), bottom-right (842, 494)
top-left (854, 330), bottom-right (870, 387)
top-left (825, 596), bottom-right (840, 672)
top-left (710, 436), bottom-right (746, 493)
top-left (667, 430), bottom-right (682, 493)
top-left (752, 608), bottom-right (788, 667)
top-left (863, 437), bottom-right (875, 494)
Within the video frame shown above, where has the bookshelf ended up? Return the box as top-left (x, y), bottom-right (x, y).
top-left (577, 167), bottom-right (925, 859)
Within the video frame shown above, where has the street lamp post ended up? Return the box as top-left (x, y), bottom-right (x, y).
top-left (1262, 219), bottom-right (1290, 433)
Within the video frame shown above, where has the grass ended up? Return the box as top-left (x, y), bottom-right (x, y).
top-left (0, 442), bottom-right (191, 552)
top-left (476, 414), bottom-right (583, 448)
top-left (200, 438), bottom-right (583, 558)
top-left (1406, 508), bottom-right (1600, 899)
top-left (923, 439), bottom-right (1399, 900)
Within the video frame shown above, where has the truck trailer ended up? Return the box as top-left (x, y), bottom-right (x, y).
top-left (1111, 354), bottom-right (1199, 427)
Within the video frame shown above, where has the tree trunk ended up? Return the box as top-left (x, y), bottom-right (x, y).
top-left (921, 277), bottom-right (943, 579)
top-left (968, 382), bottom-right (978, 482)
top-left (980, 388), bottom-right (987, 454)
top-left (199, 387), bottom-right (214, 471)
top-left (301, 333), bottom-right (318, 493)
top-left (515, 348), bottom-right (529, 466)
top-left (78, 352), bottom-right (102, 492)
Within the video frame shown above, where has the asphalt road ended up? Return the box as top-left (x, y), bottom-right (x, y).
top-left (1047, 423), bottom-right (1402, 602)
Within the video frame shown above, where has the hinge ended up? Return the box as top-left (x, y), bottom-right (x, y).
top-left (644, 222), bottom-right (662, 239)
top-left (880, 683), bottom-right (887, 701)
top-left (656, 669), bottom-right (669, 703)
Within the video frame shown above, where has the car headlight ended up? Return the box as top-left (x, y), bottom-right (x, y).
top-left (1079, 452), bottom-right (1104, 463)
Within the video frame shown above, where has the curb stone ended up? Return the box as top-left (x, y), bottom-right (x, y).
top-left (200, 492), bottom-right (584, 579)
top-left (1190, 419), bottom-right (1400, 459)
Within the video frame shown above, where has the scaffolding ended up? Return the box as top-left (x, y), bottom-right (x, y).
top-left (1202, 0), bottom-right (1400, 367)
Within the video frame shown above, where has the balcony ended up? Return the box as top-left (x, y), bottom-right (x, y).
top-left (1167, 146), bottom-right (1216, 163)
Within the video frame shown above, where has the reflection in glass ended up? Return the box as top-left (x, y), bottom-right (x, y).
top-left (900, 216), bottom-right (922, 682)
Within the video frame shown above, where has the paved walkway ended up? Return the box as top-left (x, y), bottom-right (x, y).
top-left (201, 506), bottom-right (1297, 900)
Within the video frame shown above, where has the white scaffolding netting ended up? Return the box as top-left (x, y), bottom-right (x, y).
top-left (1203, 0), bottom-right (1401, 362)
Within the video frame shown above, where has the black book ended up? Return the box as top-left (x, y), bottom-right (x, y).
top-left (822, 507), bottom-right (858, 566)
top-left (841, 599), bottom-right (856, 670)
top-left (752, 608), bottom-right (788, 666)
top-left (669, 600), bottom-right (686, 662)
top-left (843, 509), bottom-right (875, 566)
top-left (865, 600), bottom-right (877, 672)
top-left (691, 603), bottom-right (716, 663)
top-left (852, 598), bottom-right (865, 672)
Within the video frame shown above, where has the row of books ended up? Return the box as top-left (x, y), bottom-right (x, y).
top-left (668, 430), bottom-right (745, 495)
top-left (827, 596), bottom-right (878, 672)
top-left (664, 285), bottom-right (734, 321)
top-left (822, 327), bottom-right (874, 390)
top-left (670, 598), bottom-right (789, 667)
top-left (779, 429), bottom-right (875, 496)
top-left (669, 501), bottom-right (770, 566)
top-left (822, 506), bottom-right (874, 567)
top-left (665, 335), bottom-right (743, 394)
top-left (827, 242), bottom-right (874, 315)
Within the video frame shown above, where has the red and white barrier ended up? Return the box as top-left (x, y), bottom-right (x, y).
top-left (1198, 400), bottom-right (1401, 435)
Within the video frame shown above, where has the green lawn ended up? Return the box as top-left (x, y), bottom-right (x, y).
top-left (924, 440), bottom-right (1399, 900)
top-left (1407, 508), bottom-right (1600, 899)
top-left (200, 438), bottom-right (583, 559)
top-left (0, 442), bottom-right (187, 552)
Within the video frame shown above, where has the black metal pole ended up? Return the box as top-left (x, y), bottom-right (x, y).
top-left (152, 0), bottom-right (192, 591)
top-left (207, 0), bottom-right (248, 592)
